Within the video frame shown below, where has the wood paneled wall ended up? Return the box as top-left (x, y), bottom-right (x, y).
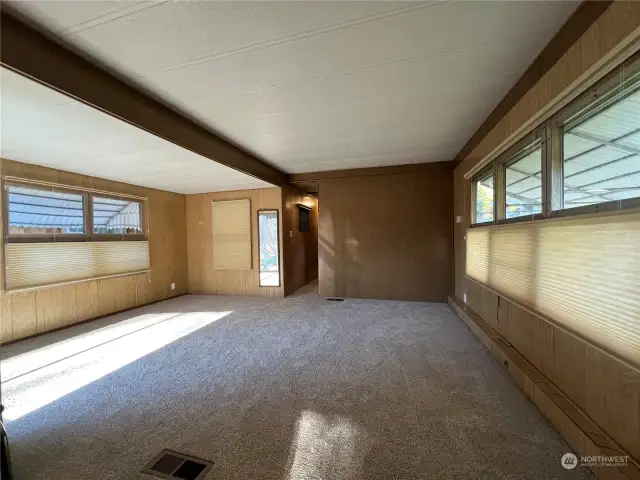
top-left (282, 188), bottom-right (318, 296)
top-left (0, 158), bottom-right (188, 343)
top-left (453, 2), bottom-right (640, 463)
top-left (186, 187), bottom-right (284, 297)
top-left (318, 164), bottom-right (453, 302)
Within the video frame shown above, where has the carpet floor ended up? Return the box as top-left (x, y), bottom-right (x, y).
top-left (1, 282), bottom-right (592, 479)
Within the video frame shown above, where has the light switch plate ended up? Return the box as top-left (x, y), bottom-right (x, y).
top-left (171, 283), bottom-right (175, 290)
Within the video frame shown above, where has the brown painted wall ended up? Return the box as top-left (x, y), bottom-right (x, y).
top-left (318, 164), bottom-right (453, 302)
top-left (453, 2), bottom-right (640, 462)
top-left (0, 158), bottom-right (188, 343)
top-left (186, 187), bottom-right (285, 297)
top-left (282, 188), bottom-right (318, 296)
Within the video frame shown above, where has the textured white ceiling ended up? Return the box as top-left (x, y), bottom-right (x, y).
top-left (0, 67), bottom-right (271, 194)
top-left (5, 0), bottom-right (578, 175)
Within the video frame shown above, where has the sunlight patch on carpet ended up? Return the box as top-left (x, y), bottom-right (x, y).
top-left (1, 310), bottom-right (231, 420)
top-left (287, 410), bottom-right (369, 480)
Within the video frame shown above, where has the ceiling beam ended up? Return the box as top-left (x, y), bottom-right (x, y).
top-left (288, 161), bottom-right (453, 184)
top-left (0, 11), bottom-right (288, 188)
top-left (452, 0), bottom-right (614, 167)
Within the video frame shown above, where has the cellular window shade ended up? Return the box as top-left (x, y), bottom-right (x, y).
top-left (5, 241), bottom-right (150, 291)
top-left (212, 199), bottom-right (251, 270)
top-left (466, 211), bottom-right (640, 368)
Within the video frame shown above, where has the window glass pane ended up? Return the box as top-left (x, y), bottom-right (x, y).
top-left (475, 172), bottom-right (494, 223)
top-left (7, 184), bottom-right (85, 234)
top-left (506, 146), bottom-right (543, 219)
top-left (258, 210), bottom-right (280, 287)
top-left (92, 196), bottom-right (142, 234)
top-left (563, 76), bottom-right (640, 209)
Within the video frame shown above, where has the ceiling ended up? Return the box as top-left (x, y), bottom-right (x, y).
top-left (2, 1), bottom-right (579, 189)
top-left (0, 67), bottom-right (271, 194)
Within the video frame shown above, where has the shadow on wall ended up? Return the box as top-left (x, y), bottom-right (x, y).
top-left (317, 199), bottom-right (365, 299)
top-left (317, 169), bottom-right (454, 302)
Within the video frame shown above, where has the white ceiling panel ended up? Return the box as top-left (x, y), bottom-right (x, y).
top-left (66, 1), bottom-right (419, 77)
top-left (0, 68), bottom-right (271, 194)
top-left (4, 0), bottom-right (579, 175)
top-left (6, 1), bottom-right (151, 33)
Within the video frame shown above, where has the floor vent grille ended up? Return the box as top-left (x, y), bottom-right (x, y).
top-left (327, 298), bottom-right (344, 302)
top-left (142, 449), bottom-right (213, 480)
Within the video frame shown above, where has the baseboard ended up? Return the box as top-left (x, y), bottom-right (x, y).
top-left (1, 292), bottom-right (189, 346)
top-left (448, 295), bottom-right (640, 480)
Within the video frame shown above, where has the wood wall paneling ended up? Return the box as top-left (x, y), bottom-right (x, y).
top-left (0, 158), bottom-right (188, 342)
top-left (585, 347), bottom-right (640, 462)
top-left (10, 292), bottom-right (36, 339)
top-left (454, 3), bottom-right (640, 466)
top-left (318, 165), bottom-right (453, 302)
top-left (186, 187), bottom-right (285, 297)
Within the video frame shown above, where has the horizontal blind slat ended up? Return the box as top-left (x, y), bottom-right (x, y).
top-left (5, 241), bottom-right (150, 290)
top-left (212, 199), bottom-right (251, 270)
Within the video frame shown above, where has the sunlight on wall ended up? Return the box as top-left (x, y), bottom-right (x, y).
top-left (286, 410), bottom-right (368, 480)
top-left (1, 310), bottom-right (231, 420)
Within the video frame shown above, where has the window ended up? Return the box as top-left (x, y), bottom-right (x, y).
top-left (474, 170), bottom-right (494, 223)
top-left (258, 210), bottom-right (280, 287)
top-left (4, 181), bottom-right (145, 241)
top-left (7, 184), bottom-right (85, 235)
top-left (562, 72), bottom-right (640, 210)
top-left (3, 181), bottom-right (149, 291)
top-left (92, 196), bottom-right (143, 235)
top-left (505, 143), bottom-right (543, 219)
top-left (470, 53), bottom-right (640, 227)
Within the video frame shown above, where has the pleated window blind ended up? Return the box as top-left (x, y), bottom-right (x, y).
top-left (212, 199), bottom-right (251, 270)
top-left (466, 211), bottom-right (640, 367)
top-left (5, 241), bottom-right (150, 291)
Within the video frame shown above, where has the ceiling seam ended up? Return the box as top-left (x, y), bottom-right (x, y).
top-left (58, 1), bottom-right (170, 36)
top-left (138, 1), bottom-right (451, 78)
top-left (191, 28), bottom-right (555, 103)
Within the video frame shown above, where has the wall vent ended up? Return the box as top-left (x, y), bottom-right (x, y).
top-left (326, 298), bottom-right (344, 302)
top-left (142, 449), bottom-right (213, 480)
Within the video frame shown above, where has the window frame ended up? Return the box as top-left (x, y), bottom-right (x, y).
top-left (471, 163), bottom-right (495, 226)
top-left (470, 50), bottom-right (640, 228)
top-left (90, 192), bottom-right (146, 241)
top-left (257, 209), bottom-right (281, 288)
top-left (548, 52), bottom-right (640, 219)
top-left (3, 178), bottom-right (147, 244)
top-left (496, 128), bottom-right (546, 225)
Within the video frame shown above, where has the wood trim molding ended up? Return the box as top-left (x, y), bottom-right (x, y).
top-left (452, 0), bottom-right (614, 167)
top-left (0, 11), bottom-right (287, 188)
top-left (288, 161), bottom-right (454, 184)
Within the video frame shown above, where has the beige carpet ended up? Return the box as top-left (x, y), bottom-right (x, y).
top-left (1, 282), bottom-right (592, 479)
